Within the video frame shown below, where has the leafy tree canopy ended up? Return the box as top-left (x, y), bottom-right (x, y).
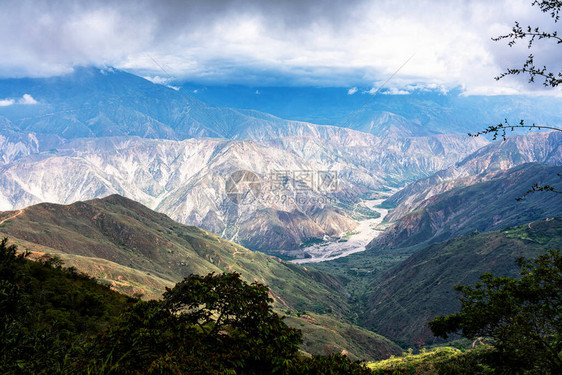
top-left (429, 250), bottom-right (562, 373)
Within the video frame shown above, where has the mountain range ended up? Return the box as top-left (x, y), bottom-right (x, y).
top-left (368, 163), bottom-right (562, 251)
top-left (0, 67), bottom-right (513, 254)
top-left (384, 131), bottom-right (562, 221)
top-left (1, 65), bottom-right (562, 360)
top-left (177, 84), bottom-right (562, 136)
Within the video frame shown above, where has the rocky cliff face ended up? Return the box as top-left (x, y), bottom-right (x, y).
top-left (368, 163), bottom-right (562, 251)
top-left (0, 117), bottom-right (40, 164)
top-left (0, 130), bottom-right (486, 254)
top-left (384, 131), bottom-right (562, 222)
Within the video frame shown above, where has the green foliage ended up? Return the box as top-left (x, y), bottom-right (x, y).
top-left (38, 273), bottom-right (295, 374)
top-left (0, 238), bottom-right (133, 374)
top-left (79, 273), bottom-right (304, 374)
top-left (429, 250), bottom-right (562, 373)
top-left (368, 346), bottom-right (495, 375)
top-left (286, 353), bottom-right (373, 375)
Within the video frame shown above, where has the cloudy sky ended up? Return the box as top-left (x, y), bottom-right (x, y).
top-left (1, 0), bottom-right (560, 95)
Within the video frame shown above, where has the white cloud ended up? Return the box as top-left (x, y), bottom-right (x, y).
top-left (382, 88), bottom-right (410, 95)
top-left (405, 83), bottom-right (449, 95)
top-left (99, 67), bottom-right (115, 75)
top-left (363, 87), bottom-right (384, 95)
top-left (0, 99), bottom-right (15, 107)
top-left (143, 75), bottom-right (180, 90)
top-left (364, 87), bottom-right (410, 96)
top-left (347, 87), bottom-right (358, 95)
top-left (143, 75), bottom-right (172, 85)
top-left (19, 94), bottom-right (38, 104)
top-left (0, 0), bottom-right (560, 95)
top-left (0, 94), bottom-right (38, 106)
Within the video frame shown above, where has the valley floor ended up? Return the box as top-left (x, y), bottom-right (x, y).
top-left (292, 198), bottom-right (390, 264)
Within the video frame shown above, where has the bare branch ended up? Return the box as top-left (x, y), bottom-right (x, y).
top-left (468, 119), bottom-right (562, 140)
top-left (492, 1), bottom-right (562, 87)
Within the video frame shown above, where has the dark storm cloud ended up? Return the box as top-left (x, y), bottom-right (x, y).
top-left (0, 0), bottom-right (365, 77)
top-left (142, 0), bottom-right (365, 32)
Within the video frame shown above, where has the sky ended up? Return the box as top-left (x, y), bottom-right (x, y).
top-left (1, 0), bottom-right (560, 95)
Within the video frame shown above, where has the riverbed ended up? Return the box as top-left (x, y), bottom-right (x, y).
top-left (291, 198), bottom-right (389, 264)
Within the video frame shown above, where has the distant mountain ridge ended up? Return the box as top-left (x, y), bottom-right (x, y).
top-left (0, 133), bottom-right (487, 254)
top-left (0, 67), bottom-right (437, 142)
top-left (0, 67), bottom-right (297, 141)
top-left (384, 131), bottom-right (562, 221)
top-left (177, 83), bottom-right (562, 135)
top-left (368, 163), bottom-right (562, 251)
top-left (2, 67), bottom-right (561, 142)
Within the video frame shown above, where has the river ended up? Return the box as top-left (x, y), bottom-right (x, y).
top-left (291, 198), bottom-right (389, 264)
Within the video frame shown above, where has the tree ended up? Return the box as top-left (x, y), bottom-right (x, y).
top-left (0, 238), bottom-right (132, 375)
top-left (80, 272), bottom-right (303, 374)
top-left (469, 1), bottom-right (561, 199)
top-left (0, 237), bottom-right (28, 319)
top-left (494, 0), bottom-right (561, 89)
top-left (429, 250), bottom-right (562, 373)
top-left (162, 272), bottom-right (303, 373)
top-left (469, 0), bottom-right (561, 139)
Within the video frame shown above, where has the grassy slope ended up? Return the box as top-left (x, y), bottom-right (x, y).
top-left (0, 195), bottom-right (401, 360)
top-left (285, 313), bottom-right (400, 361)
top-left (367, 346), bottom-right (493, 374)
top-left (363, 217), bottom-right (562, 347)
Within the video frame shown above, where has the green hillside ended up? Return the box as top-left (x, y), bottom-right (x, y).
top-left (0, 195), bottom-right (343, 312)
top-left (363, 217), bottom-right (562, 347)
top-left (0, 195), bottom-right (401, 360)
top-left (0, 239), bottom-right (381, 374)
